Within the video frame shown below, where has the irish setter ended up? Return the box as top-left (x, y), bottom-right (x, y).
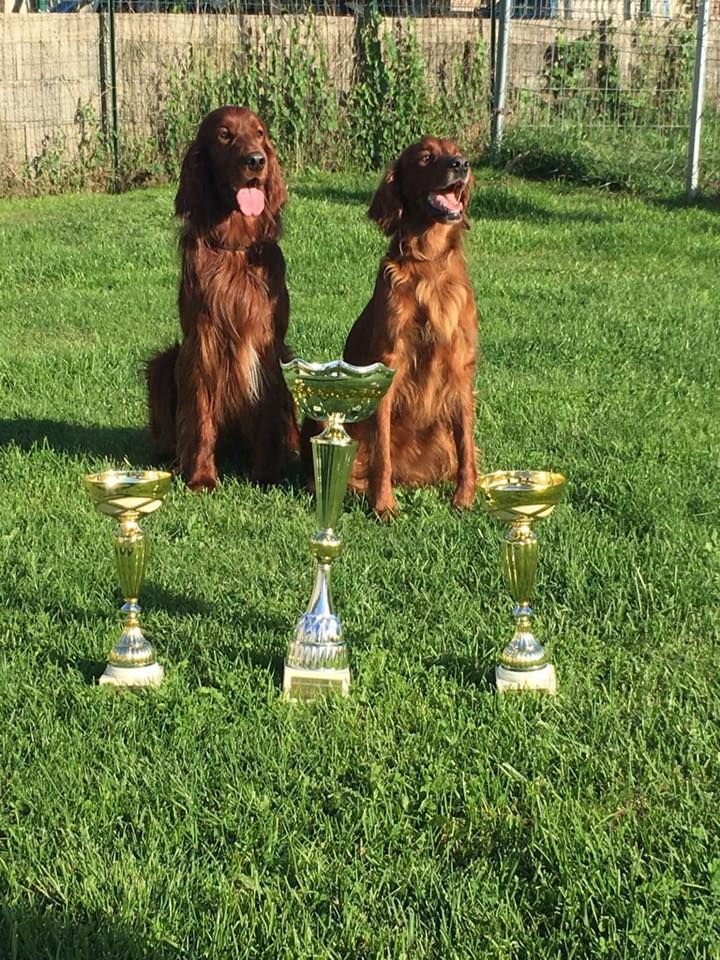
top-left (147, 106), bottom-right (297, 491)
top-left (343, 136), bottom-right (479, 517)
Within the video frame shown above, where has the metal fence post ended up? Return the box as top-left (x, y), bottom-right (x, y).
top-left (490, 0), bottom-right (512, 157)
top-left (107, 0), bottom-right (119, 192)
top-left (489, 0), bottom-right (497, 115)
top-left (686, 0), bottom-right (709, 200)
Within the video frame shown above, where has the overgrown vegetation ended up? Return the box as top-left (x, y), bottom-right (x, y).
top-left (20, 101), bottom-right (113, 195)
top-left (160, 12), bottom-right (486, 174)
top-left (540, 17), bottom-right (695, 127)
top-left (161, 18), bottom-right (343, 176)
top-left (543, 21), bottom-right (621, 121)
top-left (7, 15), bottom-right (487, 195)
top-left (350, 11), bottom-right (486, 168)
top-left (4, 12), bottom-right (719, 198)
top-left (500, 15), bottom-right (715, 194)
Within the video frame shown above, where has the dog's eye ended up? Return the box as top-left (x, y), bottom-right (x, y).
top-left (418, 152), bottom-right (433, 165)
top-left (257, 128), bottom-right (264, 137)
top-left (218, 128), bottom-right (232, 144)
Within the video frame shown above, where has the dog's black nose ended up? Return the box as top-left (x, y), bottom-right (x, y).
top-left (447, 155), bottom-right (470, 173)
top-left (243, 152), bottom-right (266, 171)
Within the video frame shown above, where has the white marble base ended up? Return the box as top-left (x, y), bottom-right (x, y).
top-left (495, 663), bottom-right (557, 695)
top-left (99, 661), bottom-right (164, 688)
top-left (283, 664), bottom-right (350, 701)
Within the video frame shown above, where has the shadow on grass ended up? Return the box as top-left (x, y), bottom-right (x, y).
top-left (8, 587), bottom-right (212, 684)
top-left (141, 584), bottom-right (213, 619)
top-left (290, 183), bottom-right (371, 207)
top-left (209, 611), bottom-right (375, 691)
top-left (244, 647), bottom-right (285, 688)
top-left (0, 418), bottom-right (313, 490)
top-left (0, 905), bottom-right (180, 960)
top-left (470, 190), bottom-right (624, 225)
top-left (291, 177), bottom-right (617, 225)
top-left (0, 418), bottom-right (153, 465)
top-left (198, 608), bottom-right (288, 688)
top-left (9, 586), bottom-right (211, 625)
top-left (482, 152), bottom-right (720, 216)
top-left (652, 193), bottom-right (720, 215)
top-left (426, 652), bottom-right (495, 692)
top-left (44, 652), bottom-right (107, 684)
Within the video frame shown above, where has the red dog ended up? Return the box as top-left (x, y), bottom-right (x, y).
top-left (147, 106), bottom-right (297, 491)
top-left (343, 136), bottom-right (479, 516)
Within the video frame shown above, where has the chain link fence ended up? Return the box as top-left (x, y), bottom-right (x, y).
top-left (0, 0), bottom-right (718, 196)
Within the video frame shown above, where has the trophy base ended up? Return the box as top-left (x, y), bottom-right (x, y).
top-left (99, 661), bottom-right (164, 688)
top-left (283, 663), bottom-right (350, 701)
top-left (495, 663), bottom-right (557, 695)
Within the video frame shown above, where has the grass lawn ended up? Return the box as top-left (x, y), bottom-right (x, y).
top-left (0, 172), bottom-right (719, 959)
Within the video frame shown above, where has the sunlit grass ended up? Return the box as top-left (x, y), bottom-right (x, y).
top-left (0, 172), bottom-right (718, 959)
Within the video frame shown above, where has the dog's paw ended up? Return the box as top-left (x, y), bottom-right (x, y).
top-left (452, 486), bottom-right (476, 510)
top-left (187, 473), bottom-right (218, 492)
top-left (373, 492), bottom-right (399, 521)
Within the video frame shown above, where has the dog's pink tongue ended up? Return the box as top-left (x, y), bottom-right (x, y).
top-left (237, 187), bottom-right (265, 216)
top-left (430, 191), bottom-right (463, 213)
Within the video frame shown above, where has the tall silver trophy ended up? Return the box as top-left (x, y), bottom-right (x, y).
top-left (282, 359), bottom-right (395, 700)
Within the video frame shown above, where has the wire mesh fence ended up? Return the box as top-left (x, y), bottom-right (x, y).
top-left (0, 0), bottom-right (718, 196)
top-left (494, 0), bottom-right (720, 194)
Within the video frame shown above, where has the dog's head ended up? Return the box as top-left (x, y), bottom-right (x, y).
top-left (368, 137), bottom-right (473, 237)
top-left (175, 106), bottom-right (288, 237)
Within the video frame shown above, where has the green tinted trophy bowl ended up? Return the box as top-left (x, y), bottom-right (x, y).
top-left (84, 469), bottom-right (172, 687)
top-left (281, 359), bottom-right (395, 700)
top-left (479, 469), bottom-right (566, 694)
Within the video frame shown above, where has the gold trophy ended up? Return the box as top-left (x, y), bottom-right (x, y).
top-left (479, 470), bottom-right (566, 694)
top-left (281, 359), bottom-right (395, 700)
top-left (84, 469), bottom-right (172, 687)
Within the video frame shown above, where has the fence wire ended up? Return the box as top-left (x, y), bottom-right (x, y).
top-left (495, 0), bottom-right (720, 193)
top-left (0, 0), bottom-right (718, 195)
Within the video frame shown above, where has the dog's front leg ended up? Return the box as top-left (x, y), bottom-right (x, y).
top-left (369, 385), bottom-right (398, 518)
top-left (451, 376), bottom-right (477, 510)
top-left (176, 370), bottom-right (218, 492)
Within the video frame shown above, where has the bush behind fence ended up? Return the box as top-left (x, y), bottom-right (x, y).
top-left (1, 4), bottom-right (719, 197)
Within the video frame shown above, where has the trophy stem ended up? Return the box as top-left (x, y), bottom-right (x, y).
top-left (100, 510), bottom-right (164, 687)
top-left (496, 518), bottom-right (556, 694)
top-left (312, 414), bottom-right (356, 530)
top-left (283, 422), bottom-right (357, 700)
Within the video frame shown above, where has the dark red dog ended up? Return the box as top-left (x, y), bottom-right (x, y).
top-left (147, 106), bottom-right (297, 491)
top-left (343, 136), bottom-right (479, 516)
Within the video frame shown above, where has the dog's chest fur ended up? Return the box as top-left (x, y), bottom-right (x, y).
top-left (383, 254), bottom-right (476, 423)
top-left (187, 246), bottom-right (276, 408)
top-left (385, 255), bottom-right (472, 346)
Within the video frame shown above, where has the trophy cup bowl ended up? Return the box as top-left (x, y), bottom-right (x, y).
top-left (84, 469), bottom-right (172, 687)
top-left (281, 359), bottom-right (395, 700)
top-left (282, 358), bottom-right (396, 424)
top-left (479, 469), bottom-right (566, 694)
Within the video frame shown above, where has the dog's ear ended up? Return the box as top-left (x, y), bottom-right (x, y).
top-left (264, 142), bottom-right (289, 220)
top-left (460, 169), bottom-right (474, 231)
top-left (174, 138), bottom-right (206, 220)
top-left (368, 160), bottom-right (403, 236)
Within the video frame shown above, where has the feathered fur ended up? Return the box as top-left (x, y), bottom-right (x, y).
top-left (343, 136), bottom-right (480, 516)
top-left (147, 106), bottom-right (297, 491)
